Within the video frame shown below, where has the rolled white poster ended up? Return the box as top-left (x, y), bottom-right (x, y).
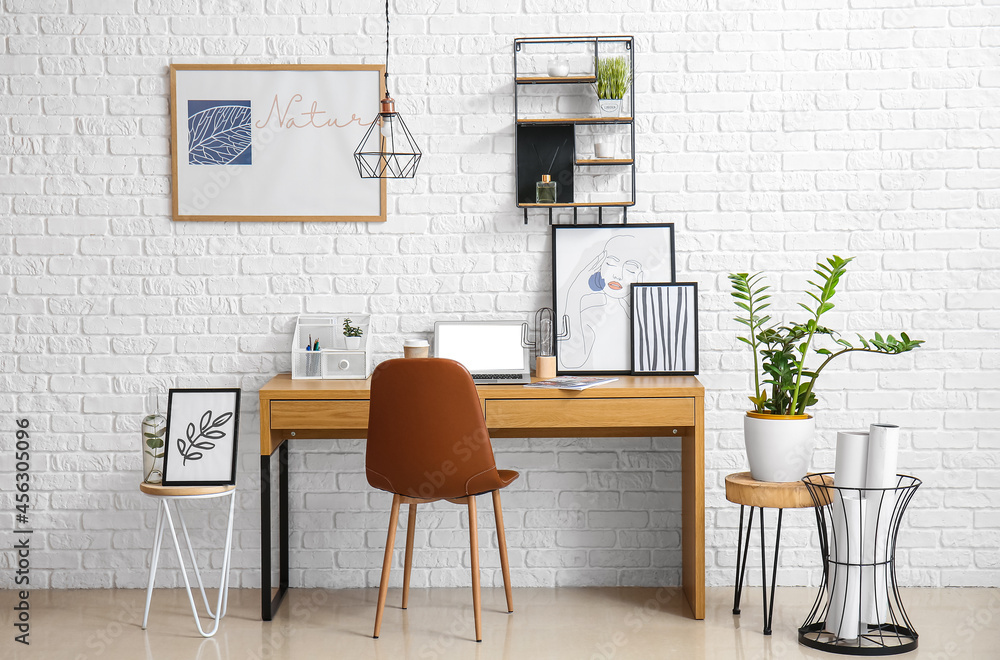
top-left (865, 424), bottom-right (899, 490)
top-left (826, 491), bottom-right (865, 640)
top-left (862, 423), bottom-right (900, 625)
top-left (835, 431), bottom-right (869, 489)
top-left (827, 430), bottom-right (869, 639)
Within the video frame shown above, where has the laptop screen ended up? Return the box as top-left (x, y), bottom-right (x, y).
top-left (434, 322), bottom-right (526, 373)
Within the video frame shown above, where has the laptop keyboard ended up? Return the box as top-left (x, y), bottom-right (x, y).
top-left (472, 373), bottom-right (524, 381)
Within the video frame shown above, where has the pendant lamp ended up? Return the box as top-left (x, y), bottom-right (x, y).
top-left (354, 0), bottom-right (422, 179)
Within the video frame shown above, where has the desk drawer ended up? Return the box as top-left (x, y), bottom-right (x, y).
top-left (270, 400), bottom-right (369, 430)
top-left (485, 397), bottom-right (694, 430)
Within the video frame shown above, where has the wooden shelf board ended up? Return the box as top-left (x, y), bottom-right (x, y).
top-left (516, 116), bottom-right (633, 125)
top-left (576, 158), bottom-right (634, 166)
top-left (517, 201), bottom-right (634, 208)
top-left (515, 75), bottom-right (597, 84)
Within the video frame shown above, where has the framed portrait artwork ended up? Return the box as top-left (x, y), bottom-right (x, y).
top-left (552, 223), bottom-right (676, 375)
top-left (162, 389), bottom-right (241, 486)
top-left (630, 282), bottom-right (699, 376)
top-left (170, 64), bottom-right (387, 222)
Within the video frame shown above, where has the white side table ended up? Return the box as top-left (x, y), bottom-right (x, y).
top-left (140, 483), bottom-right (236, 638)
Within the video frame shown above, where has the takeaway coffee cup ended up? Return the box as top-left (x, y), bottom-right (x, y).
top-left (403, 339), bottom-right (429, 358)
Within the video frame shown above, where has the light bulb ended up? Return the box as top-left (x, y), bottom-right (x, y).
top-left (380, 114), bottom-right (393, 138)
top-left (540, 317), bottom-right (552, 357)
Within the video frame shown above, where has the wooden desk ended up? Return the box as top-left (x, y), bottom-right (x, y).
top-left (258, 373), bottom-right (705, 621)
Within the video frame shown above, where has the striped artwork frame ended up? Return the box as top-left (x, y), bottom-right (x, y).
top-left (630, 282), bottom-right (699, 376)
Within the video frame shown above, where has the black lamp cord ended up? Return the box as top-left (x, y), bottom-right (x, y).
top-left (384, 0), bottom-right (391, 99)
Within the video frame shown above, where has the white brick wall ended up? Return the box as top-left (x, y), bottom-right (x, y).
top-left (1, 1), bottom-right (998, 591)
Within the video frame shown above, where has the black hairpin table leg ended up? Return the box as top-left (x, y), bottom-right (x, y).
top-left (763, 508), bottom-right (784, 635)
top-left (733, 505), bottom-right (755, 615)
top-left (731, 504), bottom-right (785, 635)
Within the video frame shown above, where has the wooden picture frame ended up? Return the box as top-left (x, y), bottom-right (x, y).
top-left (552, 223), bottom-right (676, 375)
top-left (170, 64), bottom-right (387, 222)
top-left (162, 388), bottom-right (241, 486)
top-left (630, 282), bottom-right (699, 376)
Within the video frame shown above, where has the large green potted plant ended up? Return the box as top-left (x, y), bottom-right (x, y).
top-left (729, 256), bottom-right (923, 482)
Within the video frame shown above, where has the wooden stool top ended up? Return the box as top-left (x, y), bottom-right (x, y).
top-left (725, 472), bottom-right (832, 509)
top-left (140, 483), bottom-right (236, 497)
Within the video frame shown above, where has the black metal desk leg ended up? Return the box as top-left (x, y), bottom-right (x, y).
top-left (261, 443), bottom-right (289, 621)
top-left (280, 442), bottom-right (289, 594)
top-left (733, 505), bottom-right (755, 615)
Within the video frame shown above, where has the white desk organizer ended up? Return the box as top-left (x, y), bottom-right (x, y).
top-left (291, 314), bottom-right (371, 380)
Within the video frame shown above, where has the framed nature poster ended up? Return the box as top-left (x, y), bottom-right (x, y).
top-left (162, 389), bottom-right (241, 486)
top-left (552, 223), bottom-right (676, 375)
top-left (630, 282), bottom-right (699, 376)
top-left (170, 64), bottom-right (387, 222)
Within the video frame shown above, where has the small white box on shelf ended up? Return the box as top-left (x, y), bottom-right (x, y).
top-left (291, 315), bottom-right (371, 380)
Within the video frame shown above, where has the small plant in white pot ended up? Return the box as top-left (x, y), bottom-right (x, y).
top-left (594, 55), bottom-right (631, 117)
top-left (343, 318), bottom-right (364, 350)
top-left (729, 256), bottom-right (924, 482)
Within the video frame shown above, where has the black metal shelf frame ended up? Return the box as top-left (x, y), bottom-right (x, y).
top-left (513, 36), bottom-right (636, 225)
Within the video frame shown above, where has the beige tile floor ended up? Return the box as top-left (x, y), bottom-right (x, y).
top-left (2, 586), bottom-right (997, 659)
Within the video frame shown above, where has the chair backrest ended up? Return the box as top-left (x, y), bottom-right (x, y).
top-left (366, 358), bottom-right (502, 500)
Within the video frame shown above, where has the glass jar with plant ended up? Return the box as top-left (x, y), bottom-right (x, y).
top-left (141, 387), bottom-right (166, 484)
top-left (728, 255), bottom-right (924, 482)
top-left (343, 318), bottom-right (364, 350)
top-left (594, 55), bottom-right (631, 117)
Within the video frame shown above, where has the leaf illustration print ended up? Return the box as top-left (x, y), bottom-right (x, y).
top-left (187, 100), bottom-right (252, 165)
top-left (176, 409), bottom-right (234, 466)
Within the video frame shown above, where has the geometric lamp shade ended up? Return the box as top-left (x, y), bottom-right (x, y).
top-left (354, 97), bottom-right (421, 179)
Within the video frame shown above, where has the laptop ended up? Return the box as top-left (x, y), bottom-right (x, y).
top-left (433, 321), bottom-right (531, 384)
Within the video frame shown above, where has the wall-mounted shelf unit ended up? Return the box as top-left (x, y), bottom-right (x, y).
top-left (513, 35), bottom-right (635, 225)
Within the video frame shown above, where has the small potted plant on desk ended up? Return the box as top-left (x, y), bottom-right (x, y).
top-left (729, 255), bottom-right (924, 482)
top-left (343, 318), bottom-right (364, 350)
top-left (595, 55), bottom-right (631, 117)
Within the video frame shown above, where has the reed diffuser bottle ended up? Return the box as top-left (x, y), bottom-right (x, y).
top-left (536, 174), bottom-right (557, 204)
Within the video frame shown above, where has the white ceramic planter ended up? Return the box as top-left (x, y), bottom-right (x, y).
top-left (345, 336), bottom-right (362, 350)
top-left (743, 412), bottom-right (816, 482)
top-left (599, 99), bottom-right (622, 117)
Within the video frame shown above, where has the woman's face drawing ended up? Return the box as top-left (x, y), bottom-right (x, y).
top-left (588, 235), bottom-right (643, 299)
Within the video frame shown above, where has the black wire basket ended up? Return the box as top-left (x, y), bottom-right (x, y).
top-left (799, 472), bottom-right (921, 656)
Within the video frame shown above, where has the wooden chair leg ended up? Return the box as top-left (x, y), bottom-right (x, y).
top-left (467, 495), bottom-right (482, 642)
top-left (492, 490), bottom-right (514, 613)
top-left (402, 501), bottom-right (417, 609)
top-left (373, 493), bottom-right (401, 639)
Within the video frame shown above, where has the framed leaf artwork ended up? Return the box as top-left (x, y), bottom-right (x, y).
top-left (169, 64), bottom-right (387, 222)
top-left (162, 388), bottom-right (241, 486)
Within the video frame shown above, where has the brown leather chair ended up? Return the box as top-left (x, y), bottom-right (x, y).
top-left (366, 358), bottom-right (518, 642)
